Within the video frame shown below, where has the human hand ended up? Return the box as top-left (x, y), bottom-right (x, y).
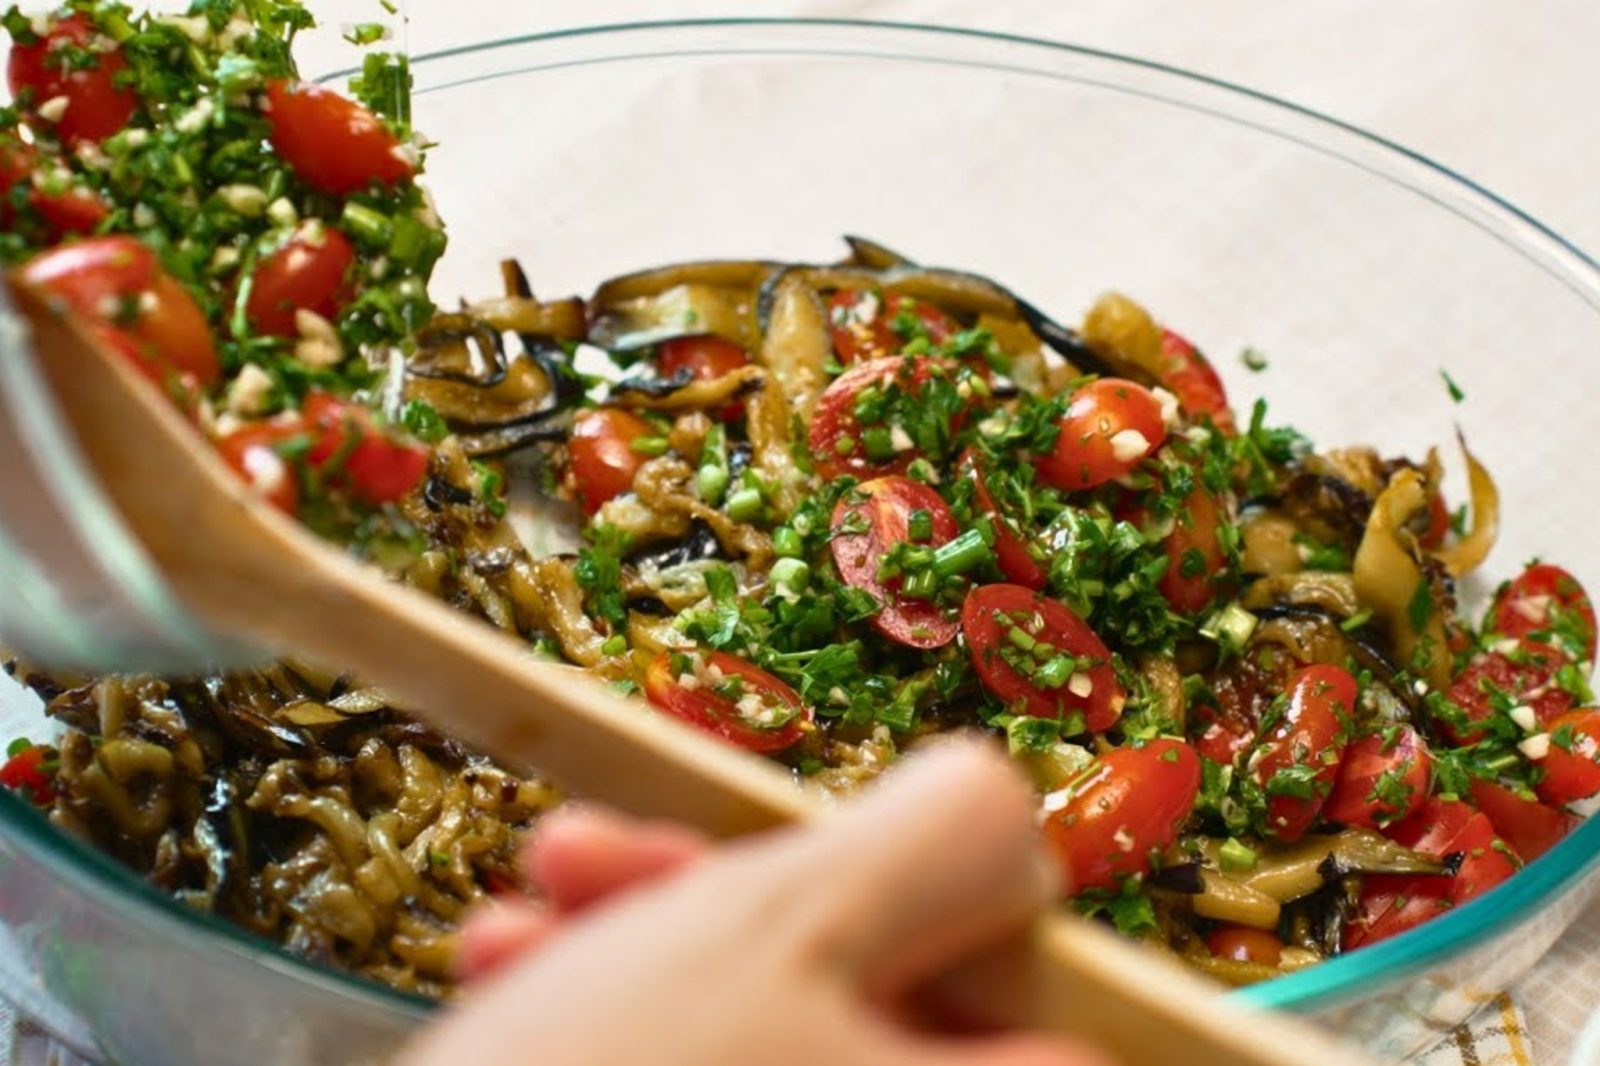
top-left (398, 740), bottom-right (1110, 1066)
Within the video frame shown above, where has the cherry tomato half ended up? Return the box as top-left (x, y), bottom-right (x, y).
top-left (830, 476), bottom-right (961, 649)
top-left (1204, 925), bottom-right (1283, 967)
top-left (658, 335), bottom-right (750, 421)
top-left (1247, 664), bottom-right (1355, 844)
top-left (1444, 642), bottom-right (1572, 745)
top-left (1535, 708), bottom-right (1600, 808)
top-left (0, 137), bottom-right (107, 235)
top-left (1041, 738), bottom-right (1201, 894)
top-left (1156, 329), bottom-right (1234, 433)
top-left (0, 744), bottom-right (56, 807)
top-left (1417, 490), bottom-right (1450, 552)
top-left (644, 650), bottom-right (811, 754)
top-left (959, 449), bottom-right (1046, 590)
top-left (19, 236), bottom-right (219, 387)
top-left (962, 584), bottom-right (1125, 731)
top-left (7, 15), bottom-right (137, 144)
top-left (827, 288), bottom-right (958, 365)
top-left (217, 419), bottom-right (304, 514)
top-left (1348, 802), bottom-right (1517, 948)
top-left (1035, 378), bottom-right (1167, 492)
top-left (265, 80), bottom-right (413, 196)
top-left (1157, 485), bottom-right (1227, 615)
top-left (809, 356), bottom-right (961, 480)
top-left (1469, 779), bottom-right (1574, 862)
top-left (1490, 563), bottom-right (1597, 664)
top-left (245, 227), bottom-right (357, 337)
top-left (1323, 725), bottom-right (1431, 830)
top-left (303, 391), bottom-right (430, 505)
top-left (567, 407), bottom-right (655, 515)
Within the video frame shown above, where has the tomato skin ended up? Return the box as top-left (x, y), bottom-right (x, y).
top-left (1348, 805), bottom-right (1517, 948)
top-left (303, 392), bottom-right (430, 505)
top-left (217, 420), bottom-right (303, 514)
top-left (643, 650), bottom-right (811, 754)
top-left (959, 450), bottom-right (1046, 591)
top-left (657, 335), bottom-right (749, 420)
top-left (1535, 708), bottom-right (1600, 808)
top-left (1444, 643), bottom-right (1572, 745)
top-left (1041, 738), bottom-right (1201, 894)
top-left (808, 356), bottom-right (957, 480)
top-left (830, 476), bottom-right (961, 649)
top-left (264, 80), bottom-right (413, 196)
top-left (1204, 926), bottom-right (1283, 966)
top-left (1490, 564), bottom-right (1597, 663)
top-left (1156, 329), bottom-right (1234, 433)
top-left (1417, 491), bottom-right (1450, 551)
top-left (19, 236), bottom-right (220, 387)
top-left (1035, 378), bottom-right (1167, 492)
top-left (827, 288), bottom-right (958, 365)
top-left (567, 408), bottom-right (654, 515)
top-left (1469, 779), bottom-right (1575, 862)
top-left (245, 227), bottom-right (357, 337)
top-left (0, 137), bottom-right (107, 235)
top-left (1247, 664), bottom-right (1355, 844)
top-left (7, 16), bottom-right (137, 144)
top-left (1157, 486), bottom-right (1226, 615)
top-left (0, 745), bottom-right (56, 806)
top-left (961, 584), bottom-right (1125, 731)
top-left (1323, 725), bottom-right (1432, 830)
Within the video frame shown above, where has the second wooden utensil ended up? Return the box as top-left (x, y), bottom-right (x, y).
top-left (3, 278), bottom-right (1378, 1066)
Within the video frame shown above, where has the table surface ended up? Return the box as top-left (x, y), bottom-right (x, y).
top-left (6, 2), bottom-right (1600, 1062)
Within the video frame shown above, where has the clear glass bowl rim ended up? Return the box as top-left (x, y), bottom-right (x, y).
top-left (5, 14), bottom-right (1600, 1026)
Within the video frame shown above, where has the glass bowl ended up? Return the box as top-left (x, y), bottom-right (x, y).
top-left (6, 18), bottom-right (1600, 1065)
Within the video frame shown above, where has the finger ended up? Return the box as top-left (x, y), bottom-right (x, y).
top-left (891, 1033), bottom-right (1115, 1066)
top-left (789, 738), bottom-right (1057, 996)
top-left (523, 806), bottom-right (710, 913)
top-left (455, 901), bottom-right (558, 981)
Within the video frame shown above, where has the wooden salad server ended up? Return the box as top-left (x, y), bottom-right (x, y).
top-left (1, 277), bottom-right (1378, 1066)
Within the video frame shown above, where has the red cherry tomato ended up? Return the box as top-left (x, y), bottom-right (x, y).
top-left (830, 476), bottom-right (960, 649)
top-left (303, 391), bottom-right (430, 505)
top-left (1157, 485), bottom-right (1227, 615)
top-left (827, 288), bottom-right (958, 365)
top-left (1535, 708), bottom-right (1600, 808)
top-left (1417, 491), bottom-right (1450, 551)
top-left (264, 80), bottom-right (413, 196)
top-left (7, 15), bottom-right (137, 144)
top-left (1189, 671), bottom-right (1266, 766)
top-left (1204, 926), bottom-right (1283, 967)
top-left (961, 584), bottom-right (1125, 731)
top-left (245, 227), bottom-right (357, 337)
top-left (1041, 738), bottom-right (1200, 894)
top-left (1490, 563), bottom-right (1597, 664)
top-left (1247, 664), bottom-right (1355, 844)
top-left (0, 137), bottom-right (107, 234)
top-left (808, 356), bottom-right (960, 480)
top-left (658, 335), bottom-right (750, 421)
top-left (1156, 329), bottom-right (1234, 433)
top-left (217, 419), bottom-right (304, 514)
top-left (567, 408), bottom-right (654, 515)
top-left (959, 449), bottom-right (1046, 590)
top-left (644, 650), bottom-right (811, 754)
top-left (1323, 725), bottom-right (1431, 830)
top-left (1348, 805), bottom-right (1517, 947)
top-left (1468, 779), bottom-right (1575, 862)
top-left (1444, 642), bottom-right (1572, 745)
top-left (19, 236), bottom-right (219, 387)
top-left (1035, 378), bottom-right (1168, 492)
top-left (0, 744), bottom-right (56, 806)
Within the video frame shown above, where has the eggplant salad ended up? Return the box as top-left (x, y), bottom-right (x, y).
top-left (6, 0), bottom-right (1600, 999)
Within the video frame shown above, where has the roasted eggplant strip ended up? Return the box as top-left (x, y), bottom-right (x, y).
top-left (1353, 468), bottom-right (1452, 687)
top-left (1200, 830), bottom-right (1449, 905)
top-left (757, 271), bottom-right (832, 417)
top-left (1431, 434), bottom-right (1498, 578)
top-left (840, 234), bottom-right (914, 271)
top-left (1191, 868), bottom-right (1283, 929)
top-left (609, 364), bottom-right (764, 411)
top-left (589, 259), bottom-right (774, 305)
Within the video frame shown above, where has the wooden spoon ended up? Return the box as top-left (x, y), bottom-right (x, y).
top-left (4, 279), bottom-right (1378, 1066)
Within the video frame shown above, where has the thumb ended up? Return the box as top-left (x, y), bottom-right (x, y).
top-left (792, 737), bottom-right (1057, 997)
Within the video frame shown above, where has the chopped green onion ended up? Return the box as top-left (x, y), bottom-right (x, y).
top-left (770, 557), bottom-right (810, 596)
top-left (1200, 602), bottom-right (1258, 652)
top-left (862, 426), bottom-right (894, 462)
top-left (1219, 837), bottom-right (1258, 873)
top-left (930, 528), bottom-right (991, 579)
top-left (772, 526), bottom-right (804, 559)
top-left (907, 508), bottom-right (933, 543)
top-left (726, 487), bottom-right (764, 523)
top-left (629, 435), bottom-right (669, 457)
top-left (696, 423), bottom-right (729, 504)
top-left (341, 202), bottom-right (393, 248)
top-left (600, 634), bottom-right (627, 657)
top-left (1033, 655), bottom-right (1075, 690)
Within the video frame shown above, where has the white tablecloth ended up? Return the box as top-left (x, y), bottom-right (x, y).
top-left (6, 2), bottom-right (1600, 1062)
